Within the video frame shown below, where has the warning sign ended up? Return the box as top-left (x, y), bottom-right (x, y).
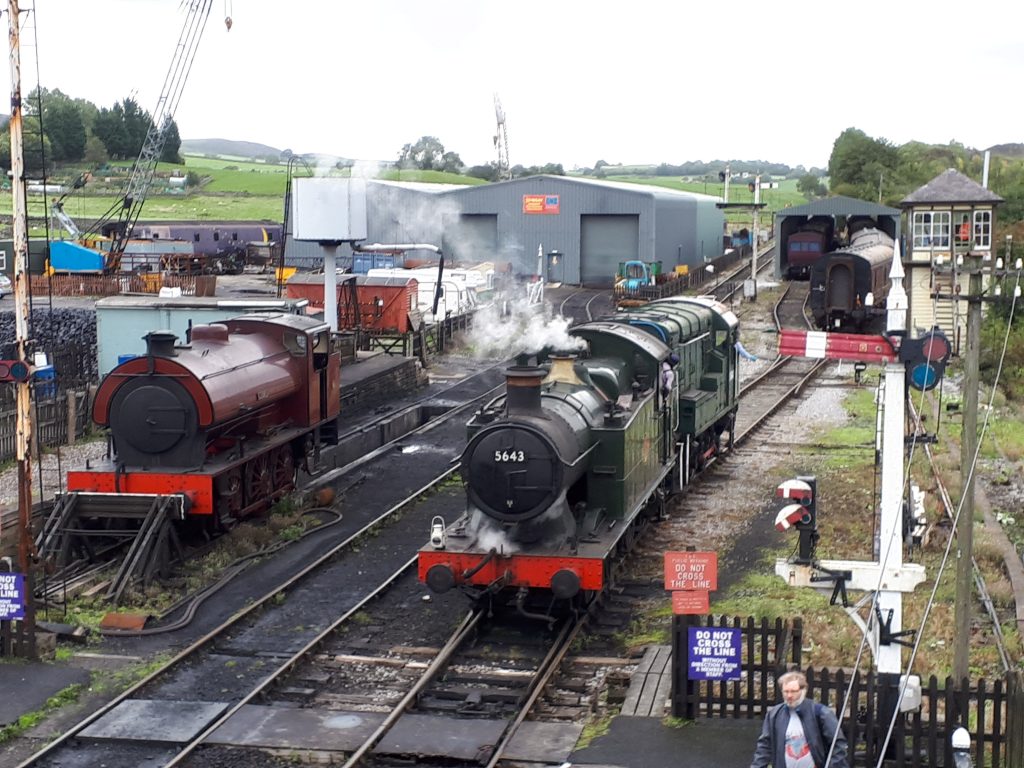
top-left (671, 590), bottom-right (709, 615)
top-left (687, 626), bottom-right (741, 681)
top-left (0, 573), bottom-right (25, 621)
top-left (664, 551), bottom-right (717, 591)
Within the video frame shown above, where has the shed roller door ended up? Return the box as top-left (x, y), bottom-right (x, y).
top-left (581, 214), bottom-right (639, 287)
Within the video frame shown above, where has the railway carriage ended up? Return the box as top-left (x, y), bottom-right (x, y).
top-left (418, 297), bottom-right (739, 613)
top-left (809, 227), bottom-right (894, 331)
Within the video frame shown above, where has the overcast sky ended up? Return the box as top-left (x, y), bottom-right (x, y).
top-left (5, 0), bottom-right (1023, 171)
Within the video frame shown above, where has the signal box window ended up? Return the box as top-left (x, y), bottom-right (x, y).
top-left (974, 211), bottom-right (991, 248)
top-left (912, 211), bottom-right (950, 249)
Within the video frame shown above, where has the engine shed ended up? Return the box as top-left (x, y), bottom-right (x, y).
top-left (284, 177), bottom-right (724, 288)
top-left (773, 196), bottom-right (901, 280)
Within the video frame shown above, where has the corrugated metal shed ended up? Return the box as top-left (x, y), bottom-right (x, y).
top-left (899, 169), bottom-right (1004, 205)
top-left (284, 176), bottom-right (724, 287)
top-left (439, 175), bottom-right (722, 285)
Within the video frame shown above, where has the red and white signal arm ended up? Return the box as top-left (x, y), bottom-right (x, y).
top-left (776, 478), bottom-right (813, 503)
top-left (775, 503), bottom-right (808, 532)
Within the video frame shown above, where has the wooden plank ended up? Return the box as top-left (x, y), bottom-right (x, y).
top-left (651, 666), bottom-right (673, 717)
top-left (632, 674), bottom-right (661, 717)
top-left (650, 645), bottom-right (672, 674)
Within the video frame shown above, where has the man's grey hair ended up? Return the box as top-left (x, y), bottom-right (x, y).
top-left (778, 670), bottom-right (808, 690)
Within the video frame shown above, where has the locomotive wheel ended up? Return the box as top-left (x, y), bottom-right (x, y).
top-left (244, 454), bottom-right (272, 505)
top-left (215, 469), bottom-right (243, 529)
top-left (271, 447), bottom-right (296, 491)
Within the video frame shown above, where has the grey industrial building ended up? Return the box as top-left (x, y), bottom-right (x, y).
top-left (286, 176), bottom-right (725, 286)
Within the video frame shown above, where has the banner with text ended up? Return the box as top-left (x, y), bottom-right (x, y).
top-left (523, 194), bottom-right (560, 214)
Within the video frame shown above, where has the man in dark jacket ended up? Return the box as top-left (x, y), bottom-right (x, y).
top-left (750, 671), bottom-right (849, 768)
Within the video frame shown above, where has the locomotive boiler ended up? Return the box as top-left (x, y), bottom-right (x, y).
top-left (418, 296), bottom-right (740, 611)
top-left (67, 313), bottom-right (341, 526)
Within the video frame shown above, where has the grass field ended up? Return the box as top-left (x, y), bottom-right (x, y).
top-left (5, 157), bottom-right (804, 233)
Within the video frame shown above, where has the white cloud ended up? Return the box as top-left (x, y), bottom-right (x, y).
top-left (4, 0), bottom-right (1023, 170)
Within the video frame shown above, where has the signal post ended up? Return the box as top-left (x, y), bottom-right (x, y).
top-left (774, 246), bottom-right (955, 741)
top-left (4, 0), bottom-right (37, 658)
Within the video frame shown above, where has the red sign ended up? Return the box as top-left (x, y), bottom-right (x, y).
top-left (664, 551), bottom-right (718, 591)
top-left (522, 194), bottom-right (560, 214)
top-left (672, 590), bottom-right (709, 615)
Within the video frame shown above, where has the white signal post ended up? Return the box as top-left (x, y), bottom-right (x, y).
top-left (774, 241), bottom-right (925, 674)
top-left (751, 175), bottom-right (760, 300)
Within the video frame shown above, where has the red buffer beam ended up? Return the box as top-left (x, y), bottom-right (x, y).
top-left (779, 330), bottom-right (898, 364)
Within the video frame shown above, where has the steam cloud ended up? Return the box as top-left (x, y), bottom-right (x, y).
top-left (465, 298), bottom-right (587, 359)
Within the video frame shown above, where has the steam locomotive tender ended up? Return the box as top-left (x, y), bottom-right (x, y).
top-left (809, 226), bottom-right (894, 332)
top-left (418, 296), bottom-right (740, 612)
top-left (67, 313), bottom-right (341, 526)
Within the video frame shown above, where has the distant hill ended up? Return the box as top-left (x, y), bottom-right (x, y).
top-left (181, 138), bottom-right (284, 160)
top-left (988, 143), bottom-right (1024, 158)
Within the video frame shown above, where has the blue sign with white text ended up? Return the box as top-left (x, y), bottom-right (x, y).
top-left (0, 573), bottom-right (26, 620)
top-left (688, 626), bottom-right (741, 680)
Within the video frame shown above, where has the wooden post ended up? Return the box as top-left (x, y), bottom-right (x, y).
top-left (66, 390), bottom-right (77, 445)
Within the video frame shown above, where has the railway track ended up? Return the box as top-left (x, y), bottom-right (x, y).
top-left (19, 282), bottom-right (838, 767)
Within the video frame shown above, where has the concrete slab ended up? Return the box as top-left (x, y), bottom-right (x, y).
top-left (0, 661), bottom-right (92, 727)
top-left (373, 713), bottom-right (507, 761)
top-left (503, 720), bottom-right (584, 762)
top-left (79, 699), bottom-right (228, 743)
top-left (207, 705), bottom-right (386, 751)
top-left (570, 715), bottom-right (761, 768)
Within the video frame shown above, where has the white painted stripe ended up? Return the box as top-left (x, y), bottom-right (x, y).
top-left (804, 331), bottom-right (828, 359)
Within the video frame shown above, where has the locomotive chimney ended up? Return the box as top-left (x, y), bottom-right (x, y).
top-left (144, 330), bottom-right (179, 357)
top-left (505, 366), bottom-right (544, 416)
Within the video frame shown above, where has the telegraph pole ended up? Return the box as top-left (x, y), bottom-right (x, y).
top-left (7, 0), bottom-right (37, 658)
top-left (952, 252), bottom-right (982, 681)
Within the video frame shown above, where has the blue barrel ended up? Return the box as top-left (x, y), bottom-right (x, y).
top-left (34, 364), bottom-right (56, 398)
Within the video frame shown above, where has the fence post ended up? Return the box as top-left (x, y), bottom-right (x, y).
top-left (1008, 671), bottom-right (1024, 768)
top-left (66, 390), bottom-right (77, 445)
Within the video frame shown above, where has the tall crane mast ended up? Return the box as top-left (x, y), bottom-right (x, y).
top-left (87, 0), bottom-right (218, 272)
top-left (493, 93), bottom-right (511, 181)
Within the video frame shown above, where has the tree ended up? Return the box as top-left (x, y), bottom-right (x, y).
top-left (83, 134), bottom-right (109, 164)
top-left (827, 128), bottom-right (899, 201)
top-left (93, 97), bottom-right (153, 160)
top-left (465, 163), bottom-right (499, 181)
top-left (796, 173), bottom-right (827, 198)
top-left (0, 117), bottom-right (52, 173)
top-left (439, 150), bottom-right (463, 173)
top-left (398, 136), bottom-right (448, 171)
top-left (159, 118), bottom-right (182, 164)
top-left (24, 87), bottom-right (87, 162)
